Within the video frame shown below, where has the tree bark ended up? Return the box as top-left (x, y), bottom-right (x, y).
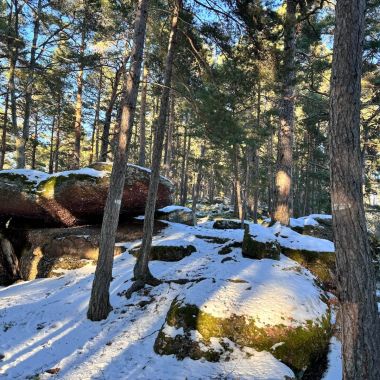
top-left (100, 65), bottom-right (123, 161)
top-left (53, 98), bottom-right (62, 173)
top-left (31, 113), bottom-right (38, 169)
top-left (1, 87), bottom-right (9, 170)
top-left (163, 93), bottom-right (175, 177)
top-left (138, 64), bottom-right (148, 167)
top-left (329, 1), bottom-right (380, 378)
top-left (87, 0), bottom-right (149, 321)
top-left (17, 0), bottom-right (42, 169)
top-left (133, 0), bottom-right (181, 283)
top-left (273, 0), bottom-right (296, 225)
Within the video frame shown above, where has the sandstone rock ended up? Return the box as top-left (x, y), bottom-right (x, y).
top-left (6, 220), bottom-right (167, 281)
top-left (0, 163), bottom-right (173, 227)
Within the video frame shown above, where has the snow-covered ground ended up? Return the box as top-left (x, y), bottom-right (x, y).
top-left (0, 219), bottom-right (339, 379)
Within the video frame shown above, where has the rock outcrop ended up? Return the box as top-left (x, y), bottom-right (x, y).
top-left (242, 224), bottom-right (281, 260)
top-left (155, 206), bottom-right (195, 226)
top-left (0, 163), bottom-right (173, 227)
top-left (1, 220), bottom-right (166, 283)
top-left (154, 277), bottom-right (332, 377)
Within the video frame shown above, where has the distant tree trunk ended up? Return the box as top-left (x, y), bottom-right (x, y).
top-left (87, 0), bottom-right (149, 321)
top-left (273, 0), bottom-right (296, 225)
top-left (17, 0), bottom-right (42, 169)
top-left (48, 115), bottom-right (56, 174)
top-left (73, 5), bottom-right (87, 169)
top-left (90, 69), bottom-right (103, 164)
top-left (0, 88), bottom-right (9, 169)
top-left (233, 144), bottom-right (243, 220)
top-left (31, 113), bottom-right (38, 169)
top-left (8, 0), bottom-right (20, 157)
top-left (100, 65), bottom-right (124, 161)
top-left (163, 93), bottom-right (175, 177)
top-left (53, 99), bottom-right (62, 173)
top-left (329, 1), bottom-right (380, 379)
top-left (192, 145), bottom-right (205, 225)
top-left (268, 127), bottom-right (274, 215)
top-left (132, 0), bottom-right (181, 285)
top-left (138, 64), bottom-right (148, 167)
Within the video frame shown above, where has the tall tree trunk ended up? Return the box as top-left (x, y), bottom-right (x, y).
top-left (1, 88), bottom-right (9, 169)
top-left (138, 64), bottom-right (148, 167)
top-left (329, 1), bottom-right (380, 378)
top-left (273, 0), bottom-right (296, 225)
top-left (90, 69), bottom-right (103, 164)
top-left (163, 93), bottom-right (175, 177)
top-left (73, 5), bottom-right (87, 169)
top-left (87, 0), bottom-right (149, 321)
top-left (100, 65), bottom-right (123, 161)
top-left (8, 0), bottom-right (20, 158)
top-left (132, 0), bottom-right (181, 285)
top-left (17, 0), bottom-right (42, 169)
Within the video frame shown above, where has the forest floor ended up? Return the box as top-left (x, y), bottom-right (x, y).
top-left (0, 212), bottom-right (346, 380)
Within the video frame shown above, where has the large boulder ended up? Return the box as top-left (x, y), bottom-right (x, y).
top-left (154, 276), bottom-right (332, 377)
top-left (0, 163), bottom-right (173, 227)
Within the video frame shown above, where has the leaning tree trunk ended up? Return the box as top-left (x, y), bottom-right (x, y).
top-left (329, 0), bottom-right (380, 379)
top-left (17, 0), bottom-right (42, 169)
top-left (87, 0), bottom-right (149, 322)
top-left (132, 0), bottom-right (181, 284)
top-left (273, 0), bottom-right (296, 225)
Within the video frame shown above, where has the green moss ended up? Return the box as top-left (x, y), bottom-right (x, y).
top-left (282, 248), bottom-right (335, 290)
top-left (242, 231), bottom-right (280, 260)
top-left (37, 173), bottom-right (103, 198)
top-left (156, 299), bottom-right (332, 373)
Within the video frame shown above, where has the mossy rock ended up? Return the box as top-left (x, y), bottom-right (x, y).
top-left (282, 248), bottom-right (336, 290)
top-left (130, 244), bottom-right (196, 262)
top-left (154, 299), bottom-right (332, 375)
top-left (242, 228), bottom-right (280, 260)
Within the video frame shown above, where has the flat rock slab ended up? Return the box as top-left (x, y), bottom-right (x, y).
top-left (0, 163), bottom-right (173, 227)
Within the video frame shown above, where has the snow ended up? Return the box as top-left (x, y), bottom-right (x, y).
top-left (322, 337), bottom-right (342, 380)
top-left (289, 214), bottom-right (332, 228)
top-left (0, 169), bottom-right (49, 184)
top-left (270, 223), bottom-right (335, 253)
top-left (158, 205), bottom-right (192, 213)
top-left (247, 223), bottom-right (277, 244)
top-left (49, 167), bottom-right (109, 180)
top-left (0, 219), bottom-right (335, 379)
